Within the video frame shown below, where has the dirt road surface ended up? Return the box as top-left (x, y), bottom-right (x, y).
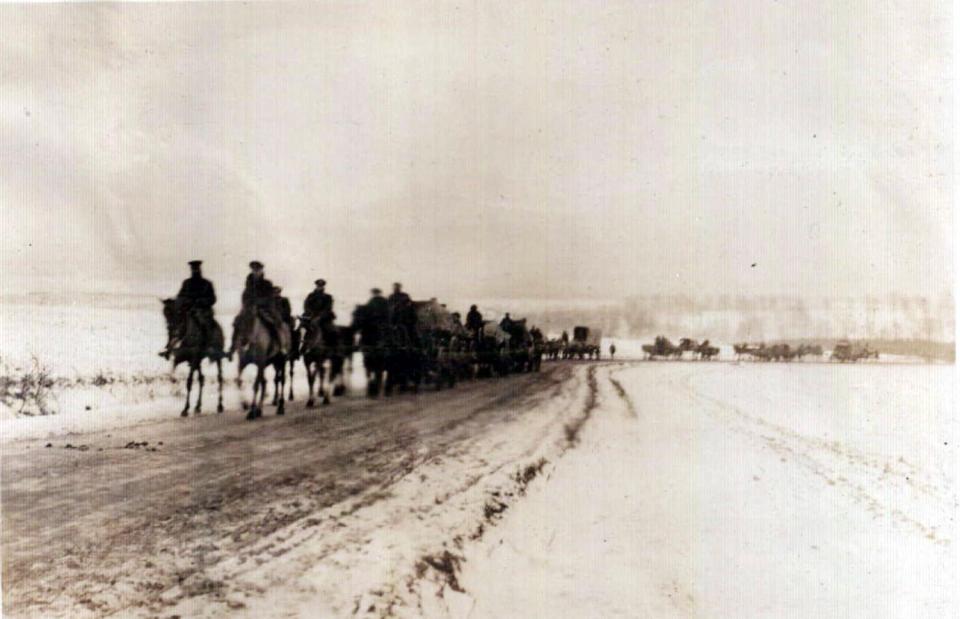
top-left (2, 362), bottom-right (604, 618)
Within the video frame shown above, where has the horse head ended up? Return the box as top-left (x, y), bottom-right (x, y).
top-left (160, 298), bottom-right (177, 336)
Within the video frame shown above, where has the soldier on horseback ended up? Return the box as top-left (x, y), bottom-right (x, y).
top-left (230, 261), bottom-right (283, 356)
top-left (388, 282), bottom-right (412, 321)
top-left (357, 287), bottom-right (391, 344)
top-left (303, 279), bottom-right (334, 325)
top-left (465, 305), bottom-right (483, 342)
top-left (161, 260), bottom-right (219, 359)
top-left (530, 326), bottom-right (544, 343)
top-left (159, 260), bottom-right (227, 415)
top-left (388, 282), bottom-right (418, 342)
top-left (367, 288), bottom-right (390, 322)
top-left (301, 278), bottom-right (336, 348)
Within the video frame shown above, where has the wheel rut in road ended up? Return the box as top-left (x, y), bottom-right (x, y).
top-left (1, 363), bottom-right (605, 618)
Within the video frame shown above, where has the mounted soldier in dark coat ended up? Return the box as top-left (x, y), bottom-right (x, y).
top-left (356, 288), bottom-right (390, 347)
top-left (387, 283), bottom-right (412, 322)
top-left (302, 278), bottom-right (336, 348)
top-left (230, 261), bottom-right (283, 356)
top-left (387, 282), bottom-right (417, 341)
top-left (530, 326), bottom-right (544, 344)
top-left (465, 305), bottom-right (483, 341)
top-left (161, 260), bottom-right (220, 358)
top-left (303, 279), bottom-right (334, 324)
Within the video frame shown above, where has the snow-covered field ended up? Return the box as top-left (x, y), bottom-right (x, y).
top-left (455, 362), bottom-right (958, 618)
top-left (0, 301), bottom-right (371, 430)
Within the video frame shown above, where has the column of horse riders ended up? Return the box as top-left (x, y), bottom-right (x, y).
top-left (161, 260), bottom-right (595, 418)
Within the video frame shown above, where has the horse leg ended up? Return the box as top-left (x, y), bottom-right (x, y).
top-left (249, 368), bottom-right (260, 419)
top-left (216, 359), bottom-right (224, 413)
top-left (247, 366), bottom-right (261, 420)
top-left (194, 365), bottom-right (204, 414)
top-left (366, 370), bottom-right (377, 398)
top-left (272, 366), bottom-right (280, 405)
top-left (306, 361), bottom-right (316, 408)
top-left (383, 366), bottom-right (393, 397)
top-left (182, 366), bottom-right (193, 417)
top-left (276, 363), bottom-right (286, 415)
top-left (321, 359), bottom-right (331, 406)
top-left (342, 354), bottom-right (352, 391)
top-left (257, 367), bottom-right (267, 417)
top-left (374, 368), bottom-right (384, 397)
top-left (332, 357), bottom-right (346, 397)
top-left (288, 359), bottom-right (295, 401)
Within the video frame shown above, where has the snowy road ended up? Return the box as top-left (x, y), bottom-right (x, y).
top-left (2, 361), bottom-right (956, 618)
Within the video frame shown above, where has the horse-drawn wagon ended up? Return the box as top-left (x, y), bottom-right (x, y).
top-left (564, 326), bottom-right (602, 359)
top-left (830, 340), bottom-right (878, 362)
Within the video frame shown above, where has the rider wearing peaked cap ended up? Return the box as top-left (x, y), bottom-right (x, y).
top-left (161, 260), bottom-right (218, 358)
top-left (230, 261), bottom-right (280, 356)
top-left (177, 260), bottom-right (216, 312)
top-left (303, 279), bottom-right (334, 323)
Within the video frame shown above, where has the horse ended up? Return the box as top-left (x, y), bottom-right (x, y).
top-left (330, 326), bottom-right (355, 396)
top-left (161, 300), bottom-right (226, 417)
top-left (643, 336), bottom-right (677, 360)
top-left (235, 311), bottom-right (290, 419)
top-left (697, 340), bottom-right (719, 360)
top-left (529, 330), bottom-right (545, 372)
top-left (502, 318), bottom-right (532, 372)
top-left (383, 325), bottom-right (425, 395)
top-left (796, 344), bottom-right (823, 361)
top-left (301, 319), bottom-right (352, 407)
top-left (352, 305), bottom-right (389, 397)
top-left (448, 333), bottom-right (477, 381)
top-left (676, 338), bottom-right (698, 359)
top-left (755, 343), bottom-right (793, 362)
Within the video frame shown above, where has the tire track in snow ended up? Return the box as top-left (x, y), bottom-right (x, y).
top-left (683, 369), bottom-right (953, 546)
top-left (607, 365), bottom-right (639, 419)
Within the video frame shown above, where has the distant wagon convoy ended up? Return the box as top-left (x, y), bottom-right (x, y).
top-left (563, 326), bottom-right (603, 360)
top-left (732, 341), bottom-right (870, 363)
top-left (160, 263), bottom-right (555, 419)
top-left (642, 336), bottom-right (717, 361)
top-left (733, 342), bottom-right (812, 362)
top-left (830, 340), bottom-right (879, 362)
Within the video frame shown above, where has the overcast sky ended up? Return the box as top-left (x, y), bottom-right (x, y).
top-left (0, 1), bottom-right (953, 304)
